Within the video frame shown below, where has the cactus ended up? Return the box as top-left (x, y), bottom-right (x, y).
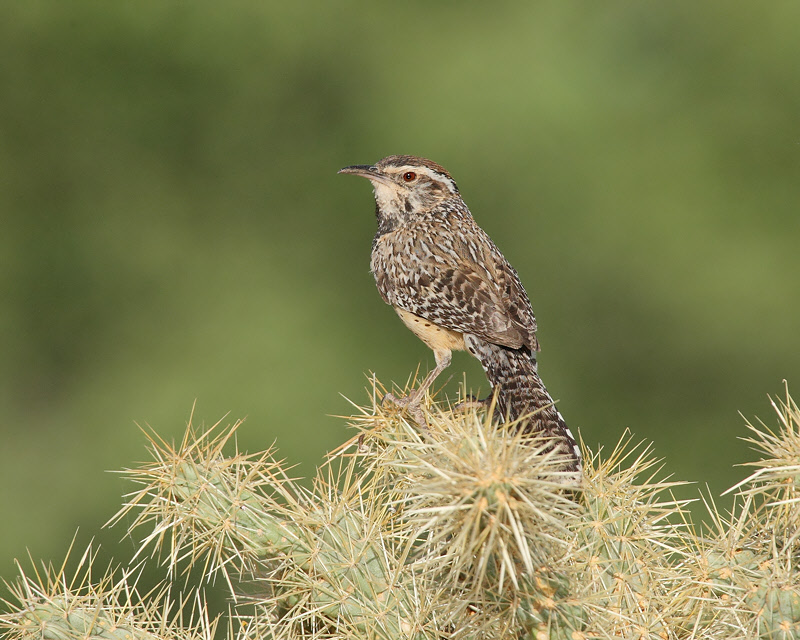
top-left (2, 381), bottom-right (800, 639)
top-left (0, 543), bottom-right (216, 640)
top-left (688, 390), bottom-right (800, 639)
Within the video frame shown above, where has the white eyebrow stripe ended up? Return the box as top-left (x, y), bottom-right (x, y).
top-left (398, 165), bottom-right (458, 194)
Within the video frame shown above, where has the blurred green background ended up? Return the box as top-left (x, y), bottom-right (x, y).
top-left (1, 0), bottom-right (799, 584)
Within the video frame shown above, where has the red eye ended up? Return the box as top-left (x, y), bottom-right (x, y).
top-left (403, 171), bottom-right (417, 182)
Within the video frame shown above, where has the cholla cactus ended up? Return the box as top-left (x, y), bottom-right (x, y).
top-left (2, 381), bottom-right (800, 639)
top-left (688, 390), bottom-right (800, 639)
top-left (0, 543), bottom-right (216, 640)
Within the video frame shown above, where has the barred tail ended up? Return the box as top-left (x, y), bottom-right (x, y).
top-left (464, 335), bottom-right (582, 474)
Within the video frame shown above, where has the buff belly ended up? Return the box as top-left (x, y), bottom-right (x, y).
top-left (393, 307), bottom-right (466, 353)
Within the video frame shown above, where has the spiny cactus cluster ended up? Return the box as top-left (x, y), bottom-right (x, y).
top-left (2, 381), bottom-right (799, 639)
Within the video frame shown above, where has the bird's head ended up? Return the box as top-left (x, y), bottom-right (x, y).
top-left (339, 155), bottom-right (459, 227)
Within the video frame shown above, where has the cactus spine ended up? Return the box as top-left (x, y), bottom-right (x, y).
top-left (2, 382), bottom-right (799, 639)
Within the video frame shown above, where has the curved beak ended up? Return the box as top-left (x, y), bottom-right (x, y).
top-left (338, 164), bottom-right (392, 185)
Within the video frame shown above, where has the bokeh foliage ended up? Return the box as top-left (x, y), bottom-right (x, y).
top-left (0, 0), bottom-right (798, 586)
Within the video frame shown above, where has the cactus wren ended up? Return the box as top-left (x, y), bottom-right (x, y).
top-left (339, 155), bottom-right (581, 473)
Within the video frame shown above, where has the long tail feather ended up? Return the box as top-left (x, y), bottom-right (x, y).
top-left (465, 335), bottom-right (582, 473)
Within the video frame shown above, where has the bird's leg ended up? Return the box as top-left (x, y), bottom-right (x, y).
top-left (383, 349), bottom-right (452, 426)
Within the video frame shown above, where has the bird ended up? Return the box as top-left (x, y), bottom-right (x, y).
top-left (339, 155), bottom-right (581, 474)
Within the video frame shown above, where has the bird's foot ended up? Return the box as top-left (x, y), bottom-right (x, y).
top-left (382, 392), bottom-right (428, 429)
top-left (381, 391), bottom-right (409, 409)
top-left (453, 394), bottom-right (491, 412)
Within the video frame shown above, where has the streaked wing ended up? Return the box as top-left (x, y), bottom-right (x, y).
top-left (376, 232), bottom-right (538, 351)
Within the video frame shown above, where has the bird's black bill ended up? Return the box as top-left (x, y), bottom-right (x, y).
top-left (338, 164), bottom-right (394, 185)
top-left (338, 164), bottom-right (377, 176)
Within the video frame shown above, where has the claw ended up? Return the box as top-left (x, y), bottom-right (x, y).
top-left (382, 392), bottom-right (408, 408)
top-left (382, 392), bottom-right (429, 429)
